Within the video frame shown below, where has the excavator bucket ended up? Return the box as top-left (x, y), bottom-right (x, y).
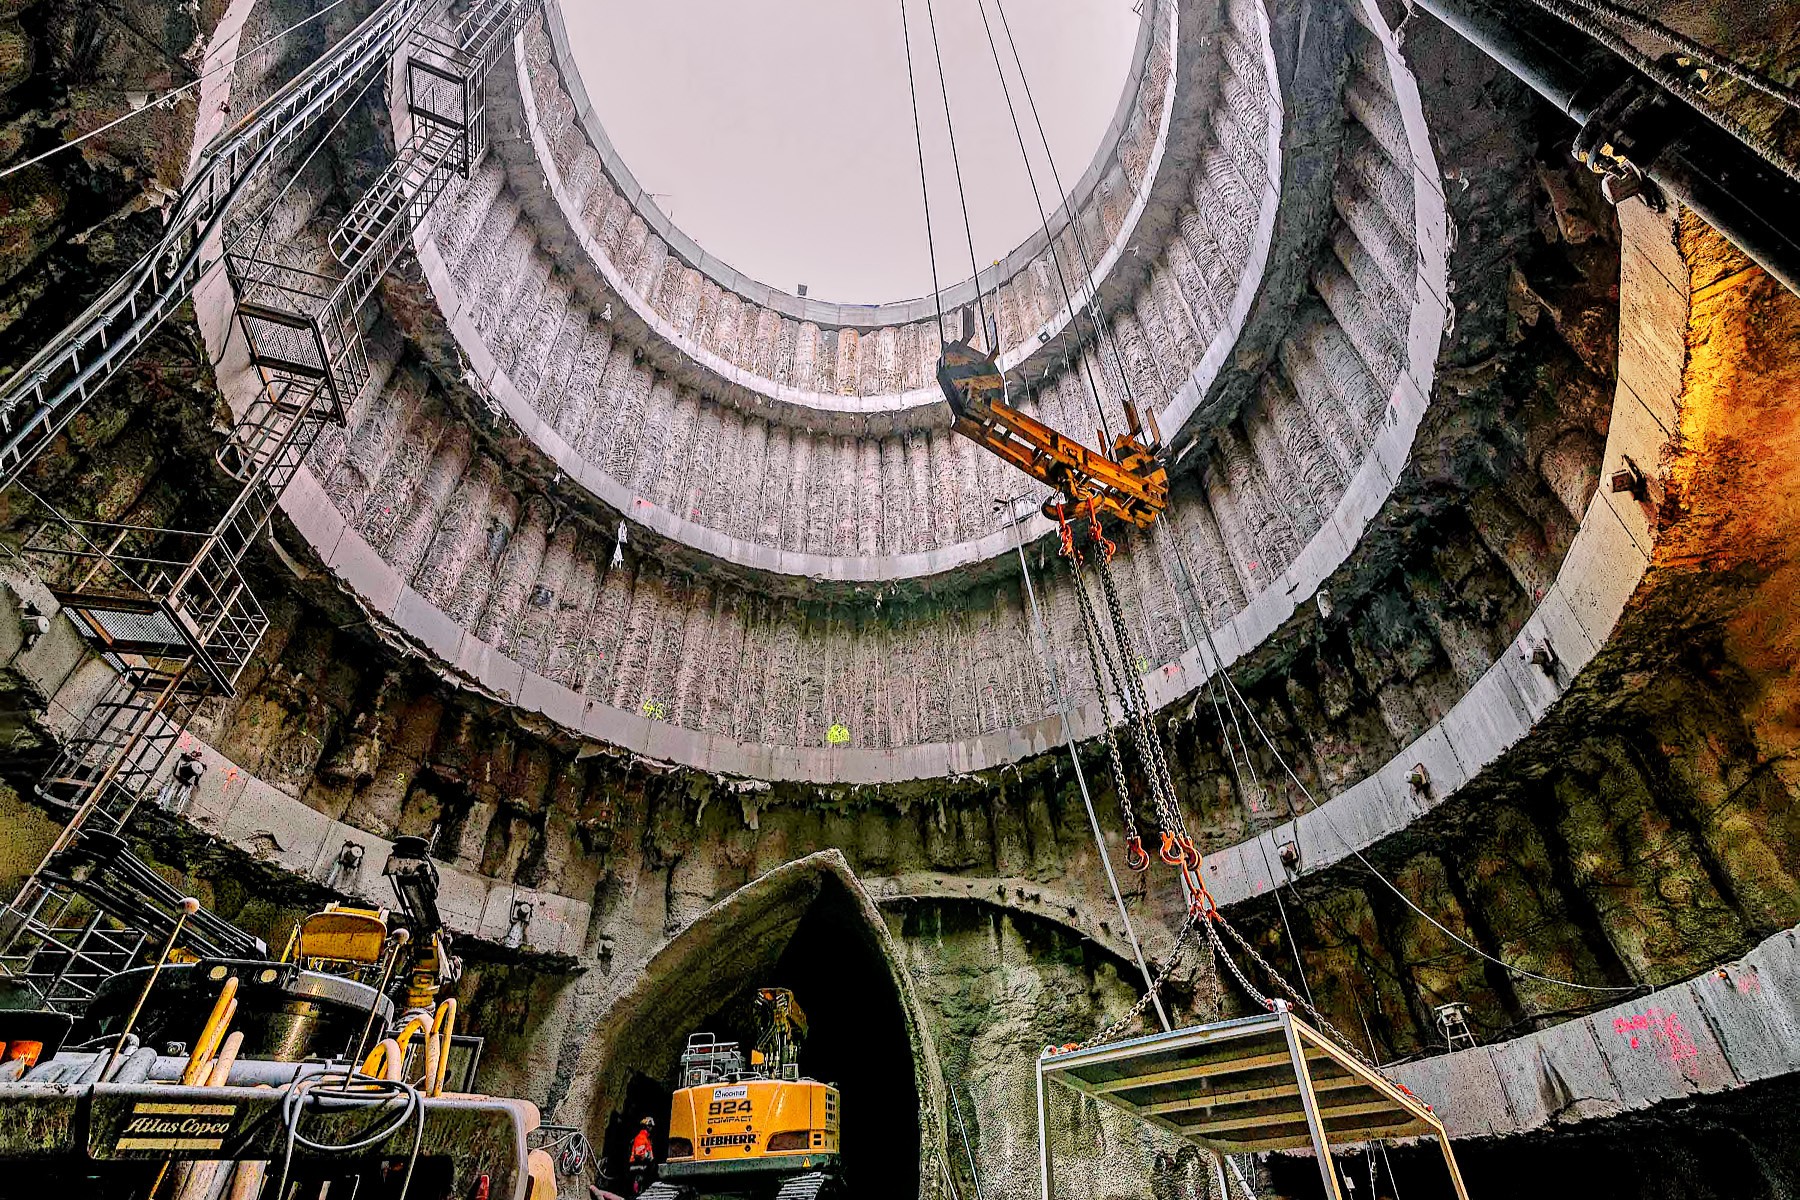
top-left (936, 340), bottom-right (1006, 422)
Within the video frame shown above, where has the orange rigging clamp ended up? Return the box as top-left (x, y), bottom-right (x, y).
top-left (936, 328), bottom-right (1168, 530)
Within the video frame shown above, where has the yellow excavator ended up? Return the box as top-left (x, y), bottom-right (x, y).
top-left (643, 988), bottom-right (841, 1200)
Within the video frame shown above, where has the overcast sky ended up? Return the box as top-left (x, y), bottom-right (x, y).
top-left (560, 0), bottom-right (1141, 304)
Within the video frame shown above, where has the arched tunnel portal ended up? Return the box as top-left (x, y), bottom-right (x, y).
top-left (590, 853), bottom-right (930, 1199)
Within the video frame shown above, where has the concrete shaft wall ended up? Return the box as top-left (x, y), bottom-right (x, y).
top-left (244, 0), bottom-right (1474, 766)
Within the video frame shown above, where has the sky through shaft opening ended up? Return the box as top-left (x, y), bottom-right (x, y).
top-left (560, 0), bottom-right (1142, 305)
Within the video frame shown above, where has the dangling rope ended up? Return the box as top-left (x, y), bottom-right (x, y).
top-left (1055, 506), bottom-right (1401, 1069)
top-left (1136, 276), bottom-right (1637, 1001)
top-left (964, 0), bottom-right (1633, 1061)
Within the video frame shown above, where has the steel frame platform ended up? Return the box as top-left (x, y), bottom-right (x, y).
top-left (1036, 1004), bottom-right (1470, 1199)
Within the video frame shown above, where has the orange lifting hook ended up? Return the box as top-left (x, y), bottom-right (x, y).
top-left (1187, 873), bottom-right (1219, 921)
top-left (1124, 835), bottom-right (1150, 872)
top-left (1159, 831), bottom-right (1199, 868)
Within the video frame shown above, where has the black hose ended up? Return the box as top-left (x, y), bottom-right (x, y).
top-left (274, 1072), bottom-right (427, 1200)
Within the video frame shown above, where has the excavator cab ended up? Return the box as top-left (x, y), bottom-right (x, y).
top-left (647, 987), bottom-right (841, 1200)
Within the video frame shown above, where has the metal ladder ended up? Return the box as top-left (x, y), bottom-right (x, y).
top-left (235, 0), bottom-right (538, 423)
top-left (329, 120), bottom-right (464, 266)
top-left (34, 664), bottom-right (202, 824)
top-left (0, 0), bottom-right (542, 1016)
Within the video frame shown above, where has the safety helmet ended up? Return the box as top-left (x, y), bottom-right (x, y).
top-left (641, 1116), bottom-right (656, 1129)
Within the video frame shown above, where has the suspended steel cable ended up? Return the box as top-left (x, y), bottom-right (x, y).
top-left (0, 0), bottom-right (353, 183)
top-left (1080, 65), bottom-right (1643, 1000)
top-left (899, 0), bottom-right (948, 342)
top-left (1163, 530), bottom-right (1324, 1013)
top-left (976, 0), bottom-right (1628, 1034)
top-left (1170, 489), bottom-right (1630, 1002)
top-left (1168, 516), bottom-right (1633, 999)
top-left (971, 0), bottom-right (1116, 449)
top-left (921, 0), bottom-right (993, 347)
top-left (989, 0), bottom-right (1146, 449)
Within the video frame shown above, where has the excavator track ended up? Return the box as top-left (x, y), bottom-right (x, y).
top-left (640, 1184), bottom-right (694, 1200)
top-left (772, 1171), bottom-right (839, 1200)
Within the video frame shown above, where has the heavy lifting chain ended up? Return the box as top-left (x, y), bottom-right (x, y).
top-left (1095, 548), bottom-right (1189, 853)
top-left (1056, 509), bottom-right (1385, 1069)
top-left (1065, 545), bottom-right (1148, 871)
top-left (1059, 507), bottom-right (1210, 903)
top-left (1070, 912), bottom-right (1202, 1050)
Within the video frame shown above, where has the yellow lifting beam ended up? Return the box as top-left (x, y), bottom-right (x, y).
top-left (937, 339), bottom-right (1169, 530)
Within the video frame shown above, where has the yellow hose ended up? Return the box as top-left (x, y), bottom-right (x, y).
top-left (358, 997), bottom-right (460, 1089)
top-left (360, 1015), bottom-right (428, 1079)
top-left (431, 998), bottom-right (456, 1095)
top-left (372, 1038), bottom-right (403, 1082)
top-left (181, 979), bottom-right (238, 1086)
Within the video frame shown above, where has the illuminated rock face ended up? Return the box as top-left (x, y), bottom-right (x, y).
top-left (3, 0), bottom-right (1800, 1195)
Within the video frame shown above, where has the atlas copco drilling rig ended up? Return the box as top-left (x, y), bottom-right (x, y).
top-left (0, 836), bottom-right (557, 1198)
top-left (646, 988), bottom-right (841, 1200)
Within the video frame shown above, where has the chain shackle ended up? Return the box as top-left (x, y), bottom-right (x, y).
top-left (1124, 835), bottom-right (1151, 872)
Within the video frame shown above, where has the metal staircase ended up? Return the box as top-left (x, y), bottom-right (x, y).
top-left (0, 0), bottom-right (541, 1013)
top-left (0, 0), bottom-right (435, 491)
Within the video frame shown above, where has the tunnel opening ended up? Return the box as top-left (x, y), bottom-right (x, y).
top-left (596, 863), bottom-right (921, 1199)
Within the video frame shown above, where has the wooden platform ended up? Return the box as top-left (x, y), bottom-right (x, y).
top-left (1035, 1004), bottom-right (1469, 1198)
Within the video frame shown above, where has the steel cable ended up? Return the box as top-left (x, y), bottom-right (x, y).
top-left (921, 0), bottom-right (992, 345)
top-left (898, 0), bottom-right (948, 342)
top-left (989, 0), bottom-right (1147, 450)
top-left (971, 0), bottom-right (1117, 448)
top-left (0, 0), bottom-right (353, 183)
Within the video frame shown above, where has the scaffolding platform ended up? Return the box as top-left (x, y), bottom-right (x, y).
top-left (27, 520), bottom-right (269, 695)
top-left (1036, 1005), bottom-right (1469, 1199)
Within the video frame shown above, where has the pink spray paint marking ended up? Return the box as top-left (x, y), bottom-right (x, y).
top-left (1613, 1007), bottom-right (1699, 1064)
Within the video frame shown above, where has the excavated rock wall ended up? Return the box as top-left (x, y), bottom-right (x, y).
top-left (1208, 212), bottom-right (1800, 1075)
top-left (6, 0), bottom-right (1797, 1196)
top-left (246, 0), bottom-right (1519, 765)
